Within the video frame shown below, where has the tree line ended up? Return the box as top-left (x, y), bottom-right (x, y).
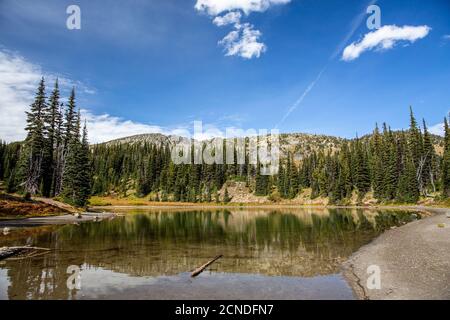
top-left (0, 78), bottom-right (91, 207)
top-left (86, 108), bottom-right (449, 204)
top-left (1, 79), bottom-right (449, 205)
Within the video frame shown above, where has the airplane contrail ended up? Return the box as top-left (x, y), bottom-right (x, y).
top-left (276, 0), bottom-right (378, 128)
top-left (275, 66), bottom-right (327, 129)
top-left (330, 0), bottom-right (378, 61)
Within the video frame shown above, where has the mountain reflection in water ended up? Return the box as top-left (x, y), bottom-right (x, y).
top-left (0, 208), bottom-right (417, 300)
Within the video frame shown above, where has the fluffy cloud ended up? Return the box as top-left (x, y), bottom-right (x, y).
top-left (0, 49), bottom-right (175, 144)
top-left (0, 50), bottom-right (41, 142)
top-left (80, 110), bottom-right (166, 144)
top-left (0, 50), bottom-right (96, 142)
top-left (429, 122), bottom-right (445, 136)
top-left (213, 11), bottom-right (242, 26)
top-left (342, 25), bottom-right (431, 61)
top-left (219, 23), bottom-right (266, 59)
top-left (195, 0), bottom-right (290, 59)
top-left (195, 0), bottom-right (290, 16)
top-left (0, 49), bottom-right (241, 144)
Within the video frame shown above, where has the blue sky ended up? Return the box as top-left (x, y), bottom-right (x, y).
top-left (0, 0), bottom-right (449, 142)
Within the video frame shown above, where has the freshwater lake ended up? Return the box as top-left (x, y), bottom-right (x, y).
top-left (0, 207), bottom-right (418, 299)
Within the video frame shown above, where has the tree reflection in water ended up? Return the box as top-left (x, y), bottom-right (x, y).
top-left (0, 208), bottom-right (417, 299)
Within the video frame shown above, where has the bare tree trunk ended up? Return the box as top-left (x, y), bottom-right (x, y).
top-left (416, 151), bottom-right (430, 197)
top-left (430, 169), bottom-right (436, 194)
top-left (53, 145), bottom-right (65, 196)
top-left (25, 150), bottom-right (43, 195)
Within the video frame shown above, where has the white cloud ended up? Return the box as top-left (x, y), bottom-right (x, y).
top-left (342, 25), bottom-right (431, 61)
top-left (429, 122), bottom-right (445, 136)
top-left (80, 110), bottom-right (166, 144)
top-left (213, 11), bottom-right (242, 26)
top-left (219, 23), bottom-right (266, 59)
top-left (0, 48), bottom-right (244, 144)
top-left (0, 50), bottom-right (96, 142)
top-left (195, 0), bottom-right (290, 16)
top-left (0, 50), bottom-right (41, 142)
top-left (195, 0), bottom-right (290, 59)
top-left (0, 49), bottom-right (177, 144)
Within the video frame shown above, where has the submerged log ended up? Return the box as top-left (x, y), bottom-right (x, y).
top-left (0, 246), bottom-right (51, 261)
top-left (191, 255), bottom-right (223, 277)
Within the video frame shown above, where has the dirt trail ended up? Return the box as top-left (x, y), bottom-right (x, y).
top-left (32, 196), bottom-right (78, 213)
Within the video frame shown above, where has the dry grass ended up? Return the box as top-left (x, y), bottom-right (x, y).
top-left (0, 193), bottom-right (69, 218)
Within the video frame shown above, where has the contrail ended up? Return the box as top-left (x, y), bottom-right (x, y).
top-left (275, 66), bottom-right (327, 128)
top-left (276, 0), bottom-right (378, 128)
top-left (330, 0), bottom-right (378, 61)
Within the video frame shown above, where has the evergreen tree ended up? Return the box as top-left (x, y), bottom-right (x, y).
top-left (442, 117), bottom-right (450, 197)
top-left (19, 77), bottom-right (47, 195)
top-left (408, 107), bottom-right (424, 169)
top-left (370, 124), bottom-right (384, 199)
top-left (41, 80), bottom-right (60, 196)
top-left (421, 119), bottom-right (436, 194)
top-left (255, 162), bottom-right (269, 196)
top-left (76, 123), bottom-right (92, 207)
top-left (397, 154), bottom-right (419, 203)
top-left (288, 154), bottom-right (299, 199)
top-left (61, 111), bottom-right (81, 205)
top-left (223, 187), bottom-right (231, 203)
top-left (381, 125), bottom-right (397, 200)
top-left (354, 138), bottom-right (371, 196)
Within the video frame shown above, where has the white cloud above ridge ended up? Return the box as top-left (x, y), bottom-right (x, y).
top-left (0, 49), bottom-right (245, 144)
top-left (342, 25), bottom-right (431, 61)
top-left (0, 50), bottom-right (96, 142)
top-left (429, 122), bottom-right (445, 137)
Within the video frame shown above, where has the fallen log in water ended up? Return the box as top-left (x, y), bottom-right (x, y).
top-left (191, 255), bottom-right (223, 277)
top-left (0, 246), bottom-right (51, 261)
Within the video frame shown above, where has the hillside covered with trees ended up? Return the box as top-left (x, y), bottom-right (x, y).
top-left (1, 79), bottom-right (449, 206)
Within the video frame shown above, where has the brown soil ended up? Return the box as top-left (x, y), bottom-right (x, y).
top-left (0, 193), bottom-right (70, 218)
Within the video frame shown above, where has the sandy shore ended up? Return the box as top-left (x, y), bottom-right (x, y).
top-left (343, 207), bottom-right (450, 300)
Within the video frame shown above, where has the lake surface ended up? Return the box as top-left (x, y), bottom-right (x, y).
top-left (0, 207), bottom-right (418, 300)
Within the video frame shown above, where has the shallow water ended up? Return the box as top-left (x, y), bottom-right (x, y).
top-left (0, 207), bottom-right (417, 299)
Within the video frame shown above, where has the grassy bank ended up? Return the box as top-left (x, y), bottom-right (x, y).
top-left (88, 194), bottom-right (450, 209)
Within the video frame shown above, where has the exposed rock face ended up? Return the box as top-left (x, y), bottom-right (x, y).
top-left (101, 133), bottom-right (192, 148)
top-left (99, 132), bottom-right (444, 160)
top-left (219, 181), bottom-right (270, 204)
top-left (99, 132), bottom-right (348, 160)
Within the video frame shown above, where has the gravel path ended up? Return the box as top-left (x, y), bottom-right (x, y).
top-left (343, 207), bottom-right (450, 300)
